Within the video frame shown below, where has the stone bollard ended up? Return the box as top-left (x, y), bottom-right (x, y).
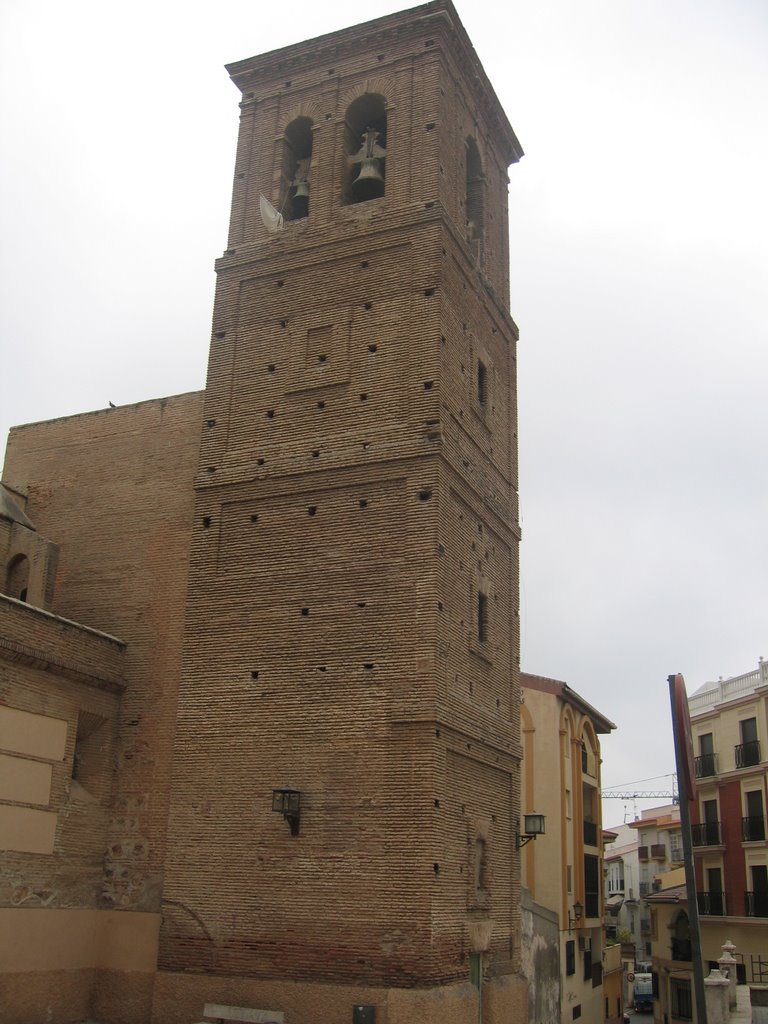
top-left (704, 968), bottom-right (730, 1024)
top-left (719, 939), bottom-right (738, 1009)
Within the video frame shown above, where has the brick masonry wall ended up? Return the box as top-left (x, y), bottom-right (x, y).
top-left (2, 391), bottom-right (203, 911)
top-left (161, 0), bottom-right (523, 998)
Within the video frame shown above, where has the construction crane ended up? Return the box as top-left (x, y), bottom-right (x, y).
top-left (601, 775), bottom-right (679, 822)
top-left (601, 774), bottom-right (678, 803)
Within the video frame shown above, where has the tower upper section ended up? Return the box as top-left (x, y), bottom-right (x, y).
top-left (224, 0), bottom-right (523, 306)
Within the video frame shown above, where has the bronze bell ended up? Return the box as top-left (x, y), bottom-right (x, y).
top-left (293, 178), bottom-right (310, 199)
top-left (355, 158), bottom-right (384, 185)
top-left (351, 128), bottom-right (386, 199)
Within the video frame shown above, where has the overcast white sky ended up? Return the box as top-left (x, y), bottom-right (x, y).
top-left (1, 0), bottom-right (766, 822)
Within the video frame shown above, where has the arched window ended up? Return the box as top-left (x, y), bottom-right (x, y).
top-left (281, 117), bottom-right (313, 221)
top-left (671, 909), bottom-right (692, 961)
top-left (344, 94), bottom-right (387, 204)
top-left (5, 553), bottom-right (29, 602)
top-left (465, 137), bottom-right (485, 248)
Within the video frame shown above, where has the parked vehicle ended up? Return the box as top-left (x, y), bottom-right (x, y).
top-left (633, 973), bottom-right (653, 1013)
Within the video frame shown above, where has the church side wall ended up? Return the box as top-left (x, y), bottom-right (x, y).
top-left (1, 391), bottom-right (202, 1022)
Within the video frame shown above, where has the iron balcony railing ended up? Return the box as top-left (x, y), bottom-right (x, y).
top-left (692, 821), bottom-right (722, 846)
top-left (735, 740), bottom-right (761, 769)
top-left (742, 815), bottom-right (766, 842)
top-left (697, 891), bottom-right (726, 916)
top-left (694, 752), bottom-right (718, 778)
top-left (745, 891), bottom-right (768, 917)
top-left (584, 892), bottom-right (600, 918)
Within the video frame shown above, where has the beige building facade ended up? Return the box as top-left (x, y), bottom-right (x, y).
top-left (1, 4), bottom-right (531, 1023)
top-left (519, 672), bottom-right (616, 1024)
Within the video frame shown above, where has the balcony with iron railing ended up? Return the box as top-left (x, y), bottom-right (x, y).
top-left (735, 740), bottom-right (761, 769)
top-left (639, 881), bottom-right (652, 896)
top-left (694, 752), bottom-right (718, 778)
top-left (640, 918), bottom-right (651, 936)
top-left (692, 821), bottom-right (722, 846)
top-left (742, 815), bottom-right (766, 842)
top-left (745, 891), bottom-right (768, 917)
top-left (584, 892), bottom-right (600, 918)
top-left (697, 891), bottom-right (726, 916)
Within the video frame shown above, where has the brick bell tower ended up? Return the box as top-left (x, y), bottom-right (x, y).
top-left (158, 3), bottom-right (526, 1022)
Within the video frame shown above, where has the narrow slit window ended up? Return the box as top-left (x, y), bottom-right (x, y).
top-left (477, 591), bottom-right (488, 644)
top-left (465, 137), bottom-right (485, 248)
top-left (477, 360), bottom-right (488, 407)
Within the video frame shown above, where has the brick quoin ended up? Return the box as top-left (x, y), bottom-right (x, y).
top-left (0, 4), bottom-right (527, 1023)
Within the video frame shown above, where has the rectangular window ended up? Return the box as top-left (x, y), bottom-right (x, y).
top-left (566, 940), bottom-right (575, 976)
top-left (741, 717), bottom-right (758, 744)
top-left (572, 1007), bottom-right (581, 1021)
top-left (671, 978), bottom-right (693, 1021)
top-left (696, 731), bottom-right (717, 777)
top-left (477, 592), bottom-right (488, 643)
top-left (744, 790), bottom-right (766, 842)
top-left (584, 854), bottom-right (600, 917)
top-left (567, 864), bottom-right (572, 893)
top-left (583, 944), bottom-right (592, 982)
top-left (737, 717), bottom-right (760, 768)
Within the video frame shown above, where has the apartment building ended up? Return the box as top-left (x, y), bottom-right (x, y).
top-left (628, 805), bottom-right (683, 960)
top-left (688, 656), bottom-right (768, 983)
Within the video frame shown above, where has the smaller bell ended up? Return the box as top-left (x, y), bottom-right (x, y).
top-left (290, 159), bottom-right (310, 218)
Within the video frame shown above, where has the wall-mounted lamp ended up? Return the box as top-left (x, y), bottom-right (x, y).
top-left (272, 788), bottom-right (301, 836)
top-left (568, 900), bottom-right (583, 933)
top-left (517, 812), bottom-right (546, 848)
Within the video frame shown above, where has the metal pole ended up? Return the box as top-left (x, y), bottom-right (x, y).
top-left (668, 674), bottom-right (708, 1024)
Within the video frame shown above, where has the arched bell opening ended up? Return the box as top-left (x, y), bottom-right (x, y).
top-left (5, 553), bottom-right (30, 602)
top-left (465, 136), bottom-right (485, 248)
top-left (282, 116), bottom-right (313, 221)
top-left (344, 94), bottom-right (387, 205)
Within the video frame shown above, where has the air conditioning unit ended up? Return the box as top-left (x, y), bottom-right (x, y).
top-left (578, 936), bottom-right (591, 952)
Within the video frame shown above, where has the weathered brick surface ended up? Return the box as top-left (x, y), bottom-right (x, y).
top-left (2, 391), bottom-right (203, 912)
top-left (161, 0), bottom-right (524, 1011)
